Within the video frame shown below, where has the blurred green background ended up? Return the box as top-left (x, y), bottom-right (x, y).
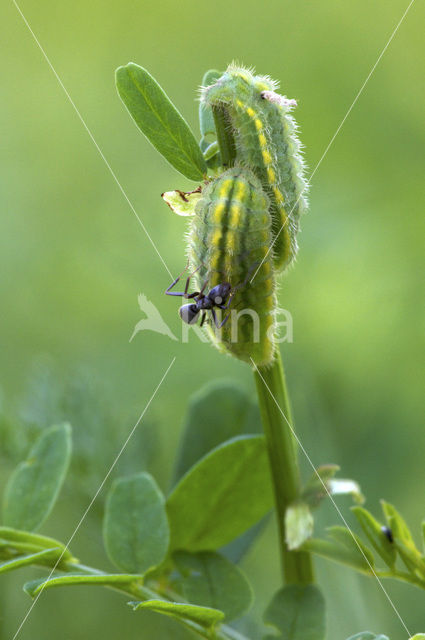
top-left (1, 0), bottom-right (424, 637)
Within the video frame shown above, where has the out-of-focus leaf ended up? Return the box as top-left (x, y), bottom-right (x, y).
top-left (116, 63), bottom-right (207, 181)
top-left (381, 502), bottom-right (425, 576)
top-left (24, 573), bottom-right (139, 597)
top-left (263, 584), bottom-right (325, 639)
top-left (381, 501), bottom-right (414, 546)
top-left (285, 501), bottom-right (314, 550)
top-left (167, 435), bottom-right (272, 552)
top-left (396, 540), bottom-right (425, 578)
top-left (346, 634), bottom-right (389, 640)
top-left (352, 507), bottom-right (396, 568)
top-left (303, 538), bottom-right (372, 573)
top-left (3, 424), bottom-right (71, 531)
top-left (173, 381), bottom-right (261, 484)
top-left (199, 69), bottom-right (222, 138)
top-left (0, 548), bottom-right (63, 574)
top-left (222, 516), bottom-right (270, 564)
top-left (130, 599), bottom-right (224, 629)
top-left (173, 550), bottom-right (253, 621)
top-left (327, 526), bottom-right (375, 568)
top-left (410, 635), bottom-right (425, 639)
top-left (103, 472), bottom-right (169, 574)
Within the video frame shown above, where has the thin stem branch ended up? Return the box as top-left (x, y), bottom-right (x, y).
top-left (65, 562), bottom-right (248, 640)
top-left (253, 350), bottom-right (314, 585)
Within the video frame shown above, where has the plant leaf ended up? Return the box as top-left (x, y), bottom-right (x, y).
top-left (422, 521), bottom-right (425, 552)
top-left (199, 69), bottom-right (222, 138)
top-left (410, 635), bottom-right (425, 639)
top-left (3, 424), bottom-right (72, 531)
top-left (103, 472), bottom-right (169, 574)
top-left (263, 584), bottom-right (326, 640)
top-left (327, 526), bottom-right (375, 568)
top-left (222, 516), bottom-right (269, 564)
top-left (167, 435), bottom-right (273, 552)
top-left (130, 599), bottom-right (224, 629)
top-left (395, 540), bottom-right (425, 578)
top-left (24, 573), bottom-right (139, 598)
top-left (285, 501), bottom-right (314, 550)
top-left (381, 501), bottom-right (414, 546)
top-left (380, 501), bottom-right (425, 576)
top-left (116, 63), bottom-right (207, 181)
top-left (346, 634), bottom-right (389, 640)
top-left (173, 381), bottom-right (261, 484)
top-left (0, 548), bottom-right (63, 575)
top-left (173, 550), bottom-right (253, 621)
top-left (351, 506), bottom-right (396, 568)
top-left (0, 527), bottom-right (74, 560)
top-left (303, 538), bottom-right (372, 573)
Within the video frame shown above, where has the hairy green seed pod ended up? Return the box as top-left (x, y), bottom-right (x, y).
top-left (201, 64), bottom-right (308, 271)
top-left (189, 167), bottom-right (276, 366)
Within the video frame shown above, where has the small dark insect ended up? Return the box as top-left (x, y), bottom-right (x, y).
top-left (165, 265), bottom-right (234, 328)
top-left (381, 526), bottom-right (394, 543)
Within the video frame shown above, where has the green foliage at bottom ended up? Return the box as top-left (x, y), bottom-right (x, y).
top-left (263, 584), bottom-right (326, 640)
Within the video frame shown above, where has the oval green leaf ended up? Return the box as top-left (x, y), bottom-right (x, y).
top-left (103, 472), bottom-right (169, 574)
top-left (173, 381), bottom-right (261, 484)
top-left (116, 63), bottom-right (207, 181)
top-left (263, 584), bottom-right (326, 640)
top-left (3, 423), bottom-right (72, 531)
top-left (167, 435), bottom-right (273, 552)
top-left (130, 599), bottom-right (224, 630)
top-left (173, 550), bottom-right (253, 621)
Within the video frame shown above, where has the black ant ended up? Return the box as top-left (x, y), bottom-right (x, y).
top-left (165, 265), bottom-right (234, 328)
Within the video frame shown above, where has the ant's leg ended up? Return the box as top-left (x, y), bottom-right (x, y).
top-left (219, 295), bottom-right (234, 311)
top-left (165, 263), bottom-right (201, 298)
top-left (210, 308), bottom-right (218, 328)
top-left (183, 264), bottom-right (206, 298)
top-left (200, 311), bottom-right (207, 327)
top-left (165, 262), bottom-right (190, 296)
top-left (211, 307), bottom-right (230, 329)
top-left (198, 277), bottom-right (209, 296)
top-left (218, 310), bottom-right (231, 328)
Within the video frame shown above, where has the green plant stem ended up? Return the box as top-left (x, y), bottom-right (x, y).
top-left (253, 350), bottom-right (314, 585)
top-left (66, 562), bottom-right (249, 640)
